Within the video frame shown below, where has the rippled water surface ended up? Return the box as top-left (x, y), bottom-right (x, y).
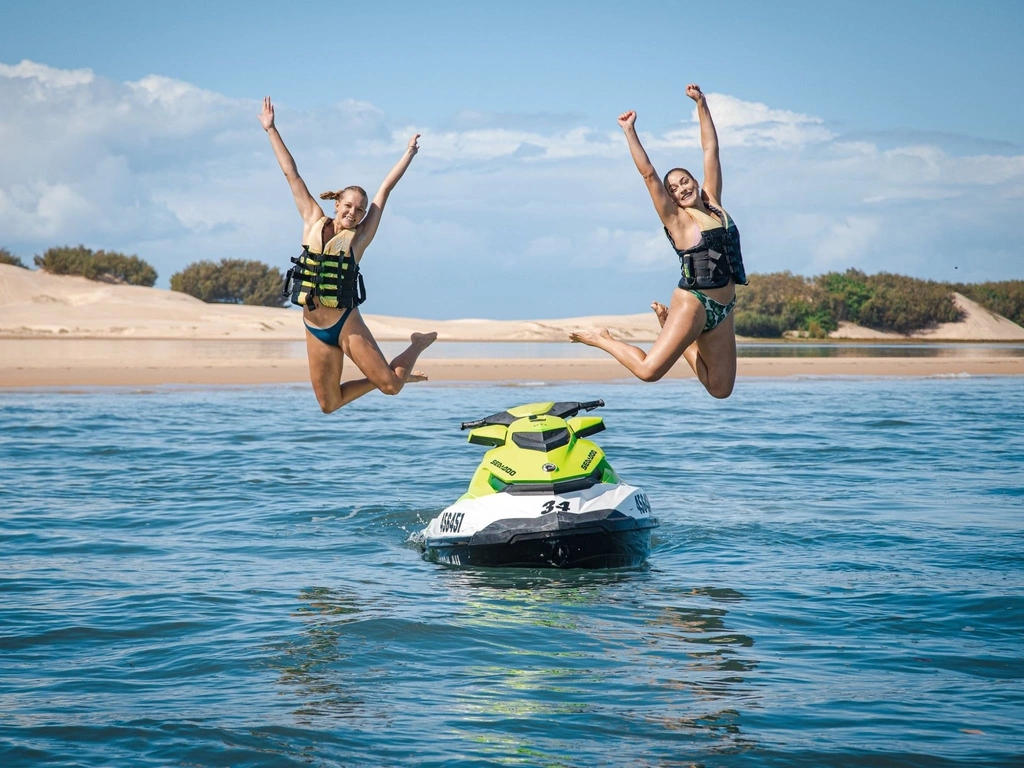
top-left (2, 377), bottom-right (1022, 766)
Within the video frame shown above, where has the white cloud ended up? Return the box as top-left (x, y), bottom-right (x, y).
top-left (811, 216), bottom-right (884, 271)
top-left (707, 94), bottom-right (819, 128)
top-left (0, 59), bottom-right (94, 87)
top-left (652, 93), bottom-right (835, 151)
top-left (581, 228), bottom-right (673, 272)
top-left (950, 153), bottom-right (1024, 187)
top-left (1, 59), bottom-right (1022, 318)
top-left (415, 126), bottom-right (622, 163)
top-left (525, 234), bottom-right (573, 260)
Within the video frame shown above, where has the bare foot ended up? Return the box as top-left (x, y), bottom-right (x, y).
top-left (405, 370), bottom-right (428, 383)
top-left (651, 301), bottom-right (669, 328)
top-left (411, 331), bottom-right (438, 350)
top-left (569, 328), bottom-right (613, 347)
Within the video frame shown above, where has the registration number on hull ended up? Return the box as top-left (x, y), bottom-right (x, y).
top-left (539, 497), bottom-right (580, 515)
top-left (633, 492), bottom-right (651, 515)
top-left (438, 511), bottom-right (465, 533)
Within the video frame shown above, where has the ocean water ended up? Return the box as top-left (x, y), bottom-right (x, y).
top-left (1, 376), bottom-right (1022, 767)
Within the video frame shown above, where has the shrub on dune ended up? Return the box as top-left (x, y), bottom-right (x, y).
top-left (170, 259), bottom-right (287, 307)
top-left (0, 247), bottom-right (29, 268)
top-left (33, 245), bottom-right (157, 286)
top-left (733, 311), bottom-right (786, 338)
top-left (735, 271), bottom-right (832, 335)
top-left (854, 273), bottom-right (961, 334)
top-left (736, 269), bottom-right (966, 337)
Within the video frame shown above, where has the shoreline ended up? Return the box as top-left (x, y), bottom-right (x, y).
top-left (4, 262), bottom-right (1024, 389)
top-left (3, 333), bottom-right (1024, 345)
top-left (3, 352), bottom-right (1022, 389)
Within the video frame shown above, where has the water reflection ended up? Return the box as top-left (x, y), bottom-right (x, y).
top-left (271, 568), bottom-right (762, 761)
top-left (734, 342), bottom-right (1024, 358)
top-left (434, 570), bottom-right (761, 762)
top-left (5, 337), bottom-right (1022, 365)
top-left (1, 338), bottom-right (309, 363)
top-left (272, 586), bottom-right (370, 725)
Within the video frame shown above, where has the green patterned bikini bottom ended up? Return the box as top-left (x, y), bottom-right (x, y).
top-left (688, 289), bottom-right (736, 332)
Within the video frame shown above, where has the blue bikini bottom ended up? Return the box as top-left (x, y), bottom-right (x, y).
top-left (303, 307), bottom-right (355, 347)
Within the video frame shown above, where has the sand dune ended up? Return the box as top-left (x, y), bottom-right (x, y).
top-left (2, 265), bottom-right (1022, 343)
top-left (830, 293), bottom-right (1024, 341)
top-left (0, 264), bottom-right (666, 342)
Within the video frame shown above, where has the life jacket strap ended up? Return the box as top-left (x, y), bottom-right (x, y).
top-left (282, 246), bottom-right (366, 311)
top-left (355, 271), bottom-right (366, 305)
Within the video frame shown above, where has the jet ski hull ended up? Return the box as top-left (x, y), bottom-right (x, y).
top-left (423, 483), bottom-right (658, 569)
top-left (425, 512), bottom-right (656, 568)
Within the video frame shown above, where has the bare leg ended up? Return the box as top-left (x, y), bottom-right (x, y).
top-left (570, 288), bottom-right (705, 382)
top-left (305, 312), bottom-right (436, 413)
top-left (650, 297), bottom-right (736, 397)
top-left (341, 311), bottom-right (436, 396)
top-left (686, 313), bottom-right (737, 398)
top-left (306, 331), bottom-right (380, 413)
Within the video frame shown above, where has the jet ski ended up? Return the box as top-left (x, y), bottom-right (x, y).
top-left (422, 400), bottom-right (658, 568)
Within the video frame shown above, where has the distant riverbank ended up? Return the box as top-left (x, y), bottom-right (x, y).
top-left (2, 338), bottom-right (1023, 388)
top-left (4, 265), bottom-right (1024, 387)
top-left (4, 265), bottom-right (1024, 344)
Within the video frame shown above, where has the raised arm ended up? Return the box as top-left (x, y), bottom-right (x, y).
top-left (687, 84), bottom-right (722, 205)
top-left (259, 97), bottom-right (322, 225)
top-left (351, 134), bottom-right (420, 255)
top-left (618, 111), bottom-right (678, 224)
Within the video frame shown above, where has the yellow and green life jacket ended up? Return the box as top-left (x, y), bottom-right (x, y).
top-left (282, 217), bottom-right (366, 310)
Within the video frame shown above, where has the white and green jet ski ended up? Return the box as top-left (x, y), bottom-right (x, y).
top-left (422, 400), bottom-right (658, 568)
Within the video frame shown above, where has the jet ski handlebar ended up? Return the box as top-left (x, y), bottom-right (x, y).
top-left (460, 400), bottom-right (605, 430)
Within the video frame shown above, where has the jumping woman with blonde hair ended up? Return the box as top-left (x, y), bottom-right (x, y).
top-left (570, 84), bottom-right (747, 398)
top-left (260, 96), bottom-right (436, 413)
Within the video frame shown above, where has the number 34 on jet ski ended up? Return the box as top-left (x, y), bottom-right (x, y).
top-left (421, 400), bottom-right (659, 569)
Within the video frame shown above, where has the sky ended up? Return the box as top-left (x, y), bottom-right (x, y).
top-left (1, 0), bottom-right (1022, 319)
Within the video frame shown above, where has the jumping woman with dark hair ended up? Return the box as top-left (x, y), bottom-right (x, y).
top-left (570, 84), bottom-right (747, 398)
top-left (260, 96), bottom-right (436, 413)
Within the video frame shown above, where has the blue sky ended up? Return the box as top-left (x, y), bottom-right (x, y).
top-left (2, 0), bottom-right (1022, 318)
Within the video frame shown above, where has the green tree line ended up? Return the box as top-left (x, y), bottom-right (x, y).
top-left (735, 270), bottom-right (1024, 337)
top-left (6, 243), bottom-right (1023, 330)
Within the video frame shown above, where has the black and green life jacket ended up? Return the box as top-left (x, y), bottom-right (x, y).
top-left (282, 246), bottom-right (366, 310)
top-left (282, 220), bottom-right (367, 310)
top-left (665, 204), bottom-right (748, 290)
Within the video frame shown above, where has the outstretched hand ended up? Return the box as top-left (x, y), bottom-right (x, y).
top-left (259, 96), bottom-right (275, 131)
top-left (685, 84), bottom-right (705, 103)
top-left (407, 133), bottom-right (420, 155)
top-left (617, 110), bottom-right (637, 130)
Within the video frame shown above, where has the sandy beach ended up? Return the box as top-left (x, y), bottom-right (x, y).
top-left (3, 340), bottom-right (1024, 388)
top-left (3, 264), bottom-right (1023, 387)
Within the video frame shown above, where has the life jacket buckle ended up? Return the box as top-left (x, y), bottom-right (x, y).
top-left (680, 254), bottom-right (697, 288)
